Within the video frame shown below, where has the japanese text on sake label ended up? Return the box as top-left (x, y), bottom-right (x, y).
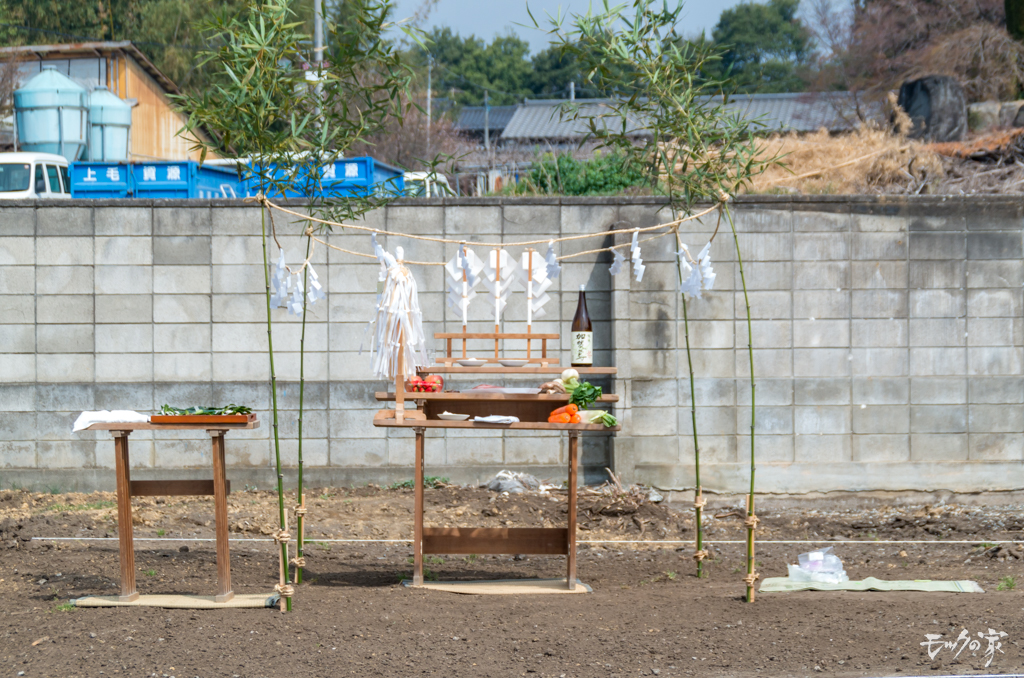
top-left (572, 332), bottom-right (593, 364)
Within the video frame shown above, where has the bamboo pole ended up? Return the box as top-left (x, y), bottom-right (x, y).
top-left (295, 232), bottom-right (312, 586)
top-left (675, 230), bottom-right (707, 578)
top-left (724, 203), bottom-right (758, 603)
top-left (261, 204), bottom-right (291, 611)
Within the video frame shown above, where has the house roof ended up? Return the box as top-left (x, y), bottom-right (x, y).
top-left (721, 92), bottom-right (875, 133)
top-left (0, 41), bottom-right (180, 95)
top-left (494, 92), bottom-right (878, 141)
top-left (500, 99), bottom-right (649, 141)
top-left (454, 105), bottom-right (520, 133)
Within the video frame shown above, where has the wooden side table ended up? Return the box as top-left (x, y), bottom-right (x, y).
top-left (86, 420), bottom-right (259, 603)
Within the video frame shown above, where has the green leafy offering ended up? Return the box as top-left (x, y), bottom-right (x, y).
top-left (159, 404), bottom-right (253, 416)
top-left (569, 382), bottom-right (602, 409)
top-left (594, 411), bottom-right (618, 427)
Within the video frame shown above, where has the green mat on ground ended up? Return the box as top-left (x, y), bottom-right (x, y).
top-left (760, 577), bottom-right (983, 593)
top-left (73, 593), bottom-right (280, 608)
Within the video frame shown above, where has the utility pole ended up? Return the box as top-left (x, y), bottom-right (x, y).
top-left (426, 54), bottom-right (433, 156)
top-left (484, 89), bottom-right (490, 152)
top-left (570, 81), bottom-right (575, 100)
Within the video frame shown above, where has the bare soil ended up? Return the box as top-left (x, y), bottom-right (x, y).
top-left (1, 486), bottom-right (1022, 678)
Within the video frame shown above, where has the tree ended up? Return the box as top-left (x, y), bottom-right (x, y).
top-left (708, 0), bottom-right (811, 92)
top-left (806, 0), bottom-right (1017, 105)
top-left (529, 45), bottom-right (581, 98)
top-left (1010, 0), bottom-right (1024, 41)
top-left (407, 27), bottom-right (533, 106)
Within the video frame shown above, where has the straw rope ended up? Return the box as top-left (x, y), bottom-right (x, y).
top-left (692, 549), bottom-right (709, 562)
top-left (246, 193), bottom-right (726, 274)
top-left (743, 514), bottom-right (760, 530)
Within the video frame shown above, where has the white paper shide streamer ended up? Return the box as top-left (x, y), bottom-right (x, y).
top-left (370, 245), bottom-right (428, 380)
top-left (630, 229), bottom-right (645, 282)
top-left (270, 250), bottom-right (325, 315)
top-left (444, 246), bottom-right (483, 325)
top-left (677, 242), bottom-right (716, 298)
top-left (515, 249), bottom-right (553, 325)
top-left (481, 248), bottom-right (520, 323)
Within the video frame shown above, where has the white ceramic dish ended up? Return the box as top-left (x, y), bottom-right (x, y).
top-left (437, 412), bottom-right (471, 421)
top-left (499, 359), bottom-right (528, 367)
top-left (457, 358), bottom-right (488, 367)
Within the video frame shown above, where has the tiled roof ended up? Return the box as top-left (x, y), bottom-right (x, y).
top-left (495, 93), bottom-right (878, 141)
top-left (454, 105), bottom-right (520, 132)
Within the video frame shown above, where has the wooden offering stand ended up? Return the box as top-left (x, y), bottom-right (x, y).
top-left (85, 417), bottom-right (259, 603)
top-left (373, 332), bottom-right (618, 590)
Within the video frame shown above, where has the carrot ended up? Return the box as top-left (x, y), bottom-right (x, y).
top-left (548, 413), bottom-right (571, 424)
top-left (549, 403), bottom-right (578, 417)
top-left (569, 414), bottom-right (581, 424)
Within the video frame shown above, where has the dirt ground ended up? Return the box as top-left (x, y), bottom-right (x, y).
top-left (1, 485), bottom-right (1023, 678)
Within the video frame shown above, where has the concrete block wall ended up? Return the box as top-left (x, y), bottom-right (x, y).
top-left (2, 196), bottom-right (1023, 494)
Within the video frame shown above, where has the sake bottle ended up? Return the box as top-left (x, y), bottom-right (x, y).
top-left (571, 285), bottom-right (593, 367)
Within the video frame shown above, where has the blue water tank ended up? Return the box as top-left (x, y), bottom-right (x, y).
top-left (14, 66), bottom-right (89, 162)
top-left (88, 87), bottom-right (132, 161)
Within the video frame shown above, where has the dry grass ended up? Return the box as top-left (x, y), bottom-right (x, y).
top-left (747, 112), bottom-right (946, 196)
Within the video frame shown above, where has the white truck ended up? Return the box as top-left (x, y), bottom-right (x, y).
top-left (404, 171), bottom-right (453, 198)
top-left (0, 152), bottom-right (72, 199)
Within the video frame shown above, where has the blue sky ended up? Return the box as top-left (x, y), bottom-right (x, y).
top-left (390, 0), bottom-right (748, 53)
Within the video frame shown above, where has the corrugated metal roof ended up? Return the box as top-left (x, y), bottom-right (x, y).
top-left (498, 93), bottom-right (878, 141)
top-left (0, 41), bottom-right (180, 95)
top-left (500, 99), bottom-right (649, 140)
top-left (721, 92), bottom-right (874, 133)
top-left (455, 105), bottom-right (520, 132)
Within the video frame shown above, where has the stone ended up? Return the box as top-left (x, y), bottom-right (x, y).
top-left (967, 101), bottom-right (1000, 133)
top-left (999, 101), bottom-right (1023, 128)
top-left (897, 75), bottom-right (967, 142)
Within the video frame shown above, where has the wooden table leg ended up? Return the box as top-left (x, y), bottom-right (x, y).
top-left (113, 431), bottom-right (139, 602)
top-left (413, 427), bottom-right (425, 586)
top-left (567, 432), bottom-right (579, 590)
top-left (209, 430), bottom-right (234, 603)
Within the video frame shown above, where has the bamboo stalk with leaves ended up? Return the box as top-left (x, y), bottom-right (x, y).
top-left (174, 0), bottom-right (421, 607)
top-left (537, 0), bottom-right (779, 596)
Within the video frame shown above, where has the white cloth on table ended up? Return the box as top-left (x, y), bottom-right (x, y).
top-left (72, 410), bottom-right (150, 433)
top-left (472, 415), bottom-right (520, 424)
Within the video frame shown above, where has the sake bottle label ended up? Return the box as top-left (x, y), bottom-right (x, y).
top-left (571, 331), bottom-right (593, 365)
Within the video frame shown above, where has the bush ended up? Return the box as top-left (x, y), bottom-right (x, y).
top-left (527, 152), bottom-right (646, 196)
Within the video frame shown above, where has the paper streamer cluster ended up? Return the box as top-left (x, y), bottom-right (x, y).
top-left (368, 241), bottom-right (428, 380)
top-left (444, 241), bottom-right (560, 325)
top-left (270, 251), bottom-right (325, 315)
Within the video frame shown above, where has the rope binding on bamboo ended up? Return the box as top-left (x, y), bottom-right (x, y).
top-left (743, 514), bottom-right (760, 530)
top-left (692, 549), bottom-right (709, 562)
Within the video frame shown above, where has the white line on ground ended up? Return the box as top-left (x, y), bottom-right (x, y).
top-left (30, 537), bottom-right (1014, 544)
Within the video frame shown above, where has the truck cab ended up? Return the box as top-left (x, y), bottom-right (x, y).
top-left (404, 171), bottom-right (453, 198)
top-left (0, 152), bottom-right (72, 200)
